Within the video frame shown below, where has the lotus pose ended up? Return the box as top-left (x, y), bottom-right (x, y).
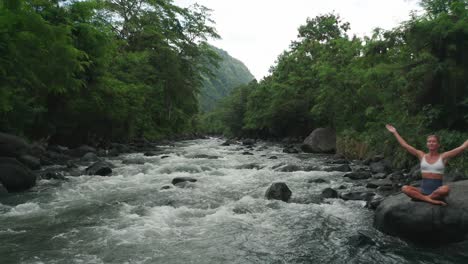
top-left (386, 124), bottom-right (467, 206)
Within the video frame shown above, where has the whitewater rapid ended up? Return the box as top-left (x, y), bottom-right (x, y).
top-left (1, 138), bottom-right (467, 264)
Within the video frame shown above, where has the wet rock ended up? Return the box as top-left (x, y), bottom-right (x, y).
top-left (82, 152), bottom-right (100, 162)
top-left (242, 139), bottom-right (256, 146)
top-left (347, 232), bottom-right (376, 247)
top-left (242, 152), bottom-right (254, 155)
top-left (443, 169), bottom-right (465, 183)
top-left (188, 154), bottom-right (219, 159)
top-left (47, 145), bottom-right (68, 154)
top-left (340, 191), bottom-right (376, 201)
top-left (372, 173), bottom-right (387, 179)
top-left (388, 171), bottom-right (405, 183)
top-left (257, 146), bottom-right (268, 151)
top-left (0, 183), bottom-right (8, 195)
top-left (344, 171), bottom-right (372, 180)
top-left (327, 159), bottom-right (350, 165)
top-left (366, 178), bottom-right (393, 189)
top-left (161, 185), bottom-right (173, 190)
top-left (268, 156), bottom-right (278, 159)
top-left (67, 145), bottom-right (96, 158)
top-left (236, 163), bottom-right (264, 170)
top-left (321, 188), bottom-right (338, 199)
top-left (39, 169), bottom-right (66, 180)
top-left (85, 161), bottom-right (113, 176)
top-left (172, 177), bottom-right (197, 185)
top-left (301, 128), bottom-right (336, 153)
top-left (0, 157), bottom-right (36, 192)
top-left (369, 159), bottom-right (392, 174)
top-left (265, 182), bottom-right (292, 202)
top-left (221, 139), bottom-right (237, 146)
top-left (366, 197), bottom-right (385, 210)
top-left (122, 157), bottom-right (145, 165)
top-left (364, 154), bottom-right (384, 165)
top-left (144, 151), bottom-right (158, 157)
top-left (283, 145), bottom-right (300, 153)
top-left (18, 155), bottom-right (41, 170)
top-left (308, 178), bottom-right (328, 184)
top-left (374, 180), bottom-right (468, 244)
top-left (338, 185), bottom-right (347, 190)
top-left (277, 164), bottom-right (302, 172)
top-left (0, 132), bottom-right (29, 157)
top-left (303, 165), bottom-right (320, 171)
top-left (324, 164), bottom-right (351, 172)
top-left (160, 155), bottom-right (170, 159)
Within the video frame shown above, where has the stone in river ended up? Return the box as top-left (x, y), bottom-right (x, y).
top-left (265, 182), bottom-right (292, 202)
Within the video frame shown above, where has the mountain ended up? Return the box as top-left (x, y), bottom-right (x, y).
top-left (199, 46), bottom-right (255, 112)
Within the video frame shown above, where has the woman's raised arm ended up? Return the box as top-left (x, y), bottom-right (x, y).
top-left (386, 124), bottom-right (425, 159)
top-left (442, 140), bottom-right (467, 161)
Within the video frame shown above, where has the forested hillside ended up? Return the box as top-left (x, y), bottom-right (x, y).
top-left (200, 0), bottom-right (467, 171)
top-left (199, 45), bottom-right (254, 112)
top-left (0, 0), bottom-right (218, 146)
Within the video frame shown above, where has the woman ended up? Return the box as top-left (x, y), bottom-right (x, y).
top-left (386, 124), bottom-right (467, 206)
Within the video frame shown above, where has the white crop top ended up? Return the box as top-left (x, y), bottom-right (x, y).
top-left (420, 155), bottom-right (445, 174)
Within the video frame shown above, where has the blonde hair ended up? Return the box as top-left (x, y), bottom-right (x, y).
top-left (427, 134), bottom-right (440, 143)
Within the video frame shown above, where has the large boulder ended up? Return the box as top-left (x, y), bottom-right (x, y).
top-left (0, 157), bottom-right (36, 192)
top-left (0, 132), bottom-right (29, 157)
top-left (301, 128), bottom-right (336, 153)
top-left (374, 180), bottom-right (468, 244)
top-left (265, 182), bottom-right (292, 202)
top-left (85, 161), bottom-right (113, 176)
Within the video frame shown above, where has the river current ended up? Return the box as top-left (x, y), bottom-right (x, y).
top-left (1, 138), bottom-right (467, 264)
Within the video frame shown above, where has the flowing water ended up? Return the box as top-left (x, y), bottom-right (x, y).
top-left (1, 138), bottom-right (467, 264)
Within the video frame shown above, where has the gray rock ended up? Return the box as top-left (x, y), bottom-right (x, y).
top-left (340, 191), bottom-right (376, 201)
top-left (85, 161), bottom-right (113, 176)
top-left (277, 164), bottom-right (302, 172)
top-left (283, 145), bottom-right (300, 153)
top-left (67, 145), bottom-right (96, 158)
top-left (242, 152), bottom-right (254, 155)
top-left (374, 180), bottom-right (468, 244)
top-left (0, 157), bottom-right (36, 192)
top-left (370, 159), bottom-right (392, 174)
top-left (301, 128), bottom-right (336, 153)
top-left (366, 197), bottom-right (385, 210)
top-left (324, 164), bottom-right (351, 172)
top-left (0, 132), bottom-right (29, 157)
top-left (321, 188), bottom-right (338, 198)
top-left (344, 171), bottom-right (372, 180)
top-left (242, 139), bottom-right (255, 146)
top-left (39, 169), bottom-right (66, 180)
top-left (82, 152), bottom-right (100, 162)
top-left (172, 177), bottom-right (197, 185)
top-left (236, 163), bottom-right (264, 170)
top-left (308, 178), bottom-right (328, 184)
top-left (265, 182), bottom-right (292, 202)
top-left (372, 173), bottom-right (387, 179)
top-left (122, 157), bottom-right (145, 165)
top-left (18, 155), bottom-right (41, 170)
top-left (366, 178), bottom-right (393, 189)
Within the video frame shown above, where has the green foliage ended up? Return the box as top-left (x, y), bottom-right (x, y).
top-left (198, 45), bottom-right (255, 112)
top-left (0, 0), bottom-right (219, 145)
top-left (211, 2), bottom-right (467, 172)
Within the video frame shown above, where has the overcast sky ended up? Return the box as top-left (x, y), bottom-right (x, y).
top-left (174, 0), bottom-right (422, 80)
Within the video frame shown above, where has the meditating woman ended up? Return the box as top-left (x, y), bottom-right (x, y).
top-left (386, 124), bottom-right (467, 206)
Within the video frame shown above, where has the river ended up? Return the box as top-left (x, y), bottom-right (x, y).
top-left (1, 138), bottom-right (467, 263)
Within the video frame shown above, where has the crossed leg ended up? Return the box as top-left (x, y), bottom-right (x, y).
top-left (401, 185), bottom-right (449, 206)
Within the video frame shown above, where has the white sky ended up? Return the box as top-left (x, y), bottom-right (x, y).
top-left (174, 0), bottom-right (422, 80)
